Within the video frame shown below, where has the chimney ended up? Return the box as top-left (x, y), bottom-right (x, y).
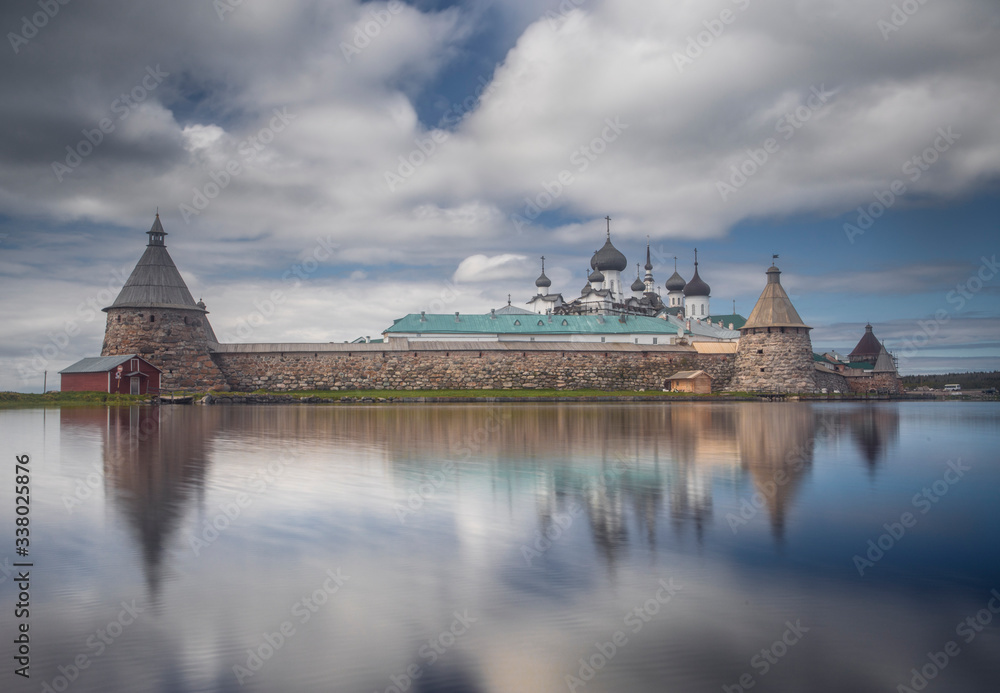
top-left (490, 308), bottom-right (496, 319)
top-left (454, 311), bottom-right (460, 322)
top-left (365, 336), bottom-right (370, 343)
top-left (686, 319), bottom-right (691, 332)
top-left (728, 322), bottom-right (734, 330)
top-left (420, 311), bottom-right (426, 322)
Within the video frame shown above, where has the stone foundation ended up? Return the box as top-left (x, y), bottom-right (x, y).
top-left (731, 329), bottom-right (818, 393)
top-left (212, 347), bottom-right (736, 393)
top-left (102, 307), bottom-right (227, 390)
top-left (814, 369), bottom-right (849, 393)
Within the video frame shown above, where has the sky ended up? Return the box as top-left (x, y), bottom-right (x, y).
top-left (1, 0), bottom-right (998, 391)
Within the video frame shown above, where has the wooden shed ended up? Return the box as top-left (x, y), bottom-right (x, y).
top-left (60, 355), bottom-right (161, 395)
top-left (665, 370), bottom-right (712, 394)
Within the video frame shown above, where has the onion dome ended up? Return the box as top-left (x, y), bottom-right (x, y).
top-left (683, 249), bottom-right (710, 297)
top-left (665, 271), bottom-right (686, 291)
top-left (594, 231), bottom-right (628, 272)
top-left (631, 264), bottom-right (645, 292)
top-left (534, 256), bottom-right (551, 288)
top-left (589, 268), bottom-right (605, 283)
top-left (644, 243), bottom-right (653, 271)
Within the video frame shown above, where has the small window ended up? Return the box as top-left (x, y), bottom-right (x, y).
top-left (760, 368), bottom-right (765, 372)
top-left (653, 338), bottom-right (657, 344)
top-left (601, 337), bottom-right (606, 343)
top-left (150, 315), bottom-right (155, 322)
top-left (514, 320), bottom-right (520, 326)
top-left (537, 320), bottom-right (544, 326)
top-left (562, 319), bottom-right (568, 326)
top-left (530, 337), bottom-right (535, 342)
top-left (634, 338), bottom-right (638, 344)
top-left (757, 349), bottom-right (764, 354)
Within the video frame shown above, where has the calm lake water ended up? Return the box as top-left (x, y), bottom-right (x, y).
top-left (2, 402), bottom-right (999, 693)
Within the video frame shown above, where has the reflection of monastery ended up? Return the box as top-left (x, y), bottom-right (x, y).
top-left (61, 402), bottom-right (901, 598)
top-left (60, 215), bottom-right (901, 394)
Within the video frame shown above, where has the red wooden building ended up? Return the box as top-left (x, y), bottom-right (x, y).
top-left (60, 354), bottom-right (161, 395)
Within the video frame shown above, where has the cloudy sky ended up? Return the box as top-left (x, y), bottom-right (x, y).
top-left (1, 0), bottom-right (998, 389)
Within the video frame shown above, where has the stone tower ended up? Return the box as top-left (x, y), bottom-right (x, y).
top-left (732, 263), bottom-right (817, 393)
top-left (102, 214), bottom-right (227, 391)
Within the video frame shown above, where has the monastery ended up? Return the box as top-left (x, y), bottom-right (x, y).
top-left (60, 215), bottom-right (902, 395)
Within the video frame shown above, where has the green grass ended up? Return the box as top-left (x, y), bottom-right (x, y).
top-left (0, 391), bottom-right (152, 408)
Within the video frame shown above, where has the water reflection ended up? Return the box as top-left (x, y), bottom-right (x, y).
top-left (35, 401), bottom-right (992, 693)
top-left (71, 402), bottom-right (904, 594)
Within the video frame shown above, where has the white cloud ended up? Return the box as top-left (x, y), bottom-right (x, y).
top-left (453, 253), bottom-right (529, 282)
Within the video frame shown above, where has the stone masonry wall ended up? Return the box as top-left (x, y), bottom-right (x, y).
top-left (213, 349), bottom-right (736, 393)
top-left (814, 369), bottom-right (849, 393)
top-left (731, 329), bottom-right (818, 393)
top-left (102, 307), bottom-right (227, 390)
top-left (845, 372), bottom-right (903, 395)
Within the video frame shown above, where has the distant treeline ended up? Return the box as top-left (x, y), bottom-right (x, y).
top-left (901, 371), bottom-right (1000, 390)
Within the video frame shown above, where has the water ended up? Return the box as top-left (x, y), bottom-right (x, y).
top-left (2, 402), bottom-right (999, 693)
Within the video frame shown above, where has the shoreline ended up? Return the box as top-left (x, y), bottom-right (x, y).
top-left (3, 390), bottom-right (978, 408)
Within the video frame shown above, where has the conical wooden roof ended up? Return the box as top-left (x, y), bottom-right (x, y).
top-left (104, 215), bottom-right (205, 312)
top-left (741, 264), bottom-right (809, 330)
top-left (849, 324), bottom-right (882, 361)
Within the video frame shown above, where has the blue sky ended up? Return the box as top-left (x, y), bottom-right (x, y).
top-left (1, 0), bottom-right (998, 390)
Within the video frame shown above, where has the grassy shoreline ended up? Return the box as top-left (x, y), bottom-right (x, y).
top-left (0, 388), bottom-right (933, 408)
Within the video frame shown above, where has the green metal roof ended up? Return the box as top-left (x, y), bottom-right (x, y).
top-left (708, 313), bottom-right (747, 330)
top-left (385, 313), bottom-right (683, 336)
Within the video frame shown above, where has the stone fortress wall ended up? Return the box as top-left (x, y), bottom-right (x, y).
top-left (209, 344), bottom-right (737, 393)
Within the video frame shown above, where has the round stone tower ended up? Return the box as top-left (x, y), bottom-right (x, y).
top-left (101, 214), bottom-right (227, 391)
top-left (732, 262), bottom-right (817, 393)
